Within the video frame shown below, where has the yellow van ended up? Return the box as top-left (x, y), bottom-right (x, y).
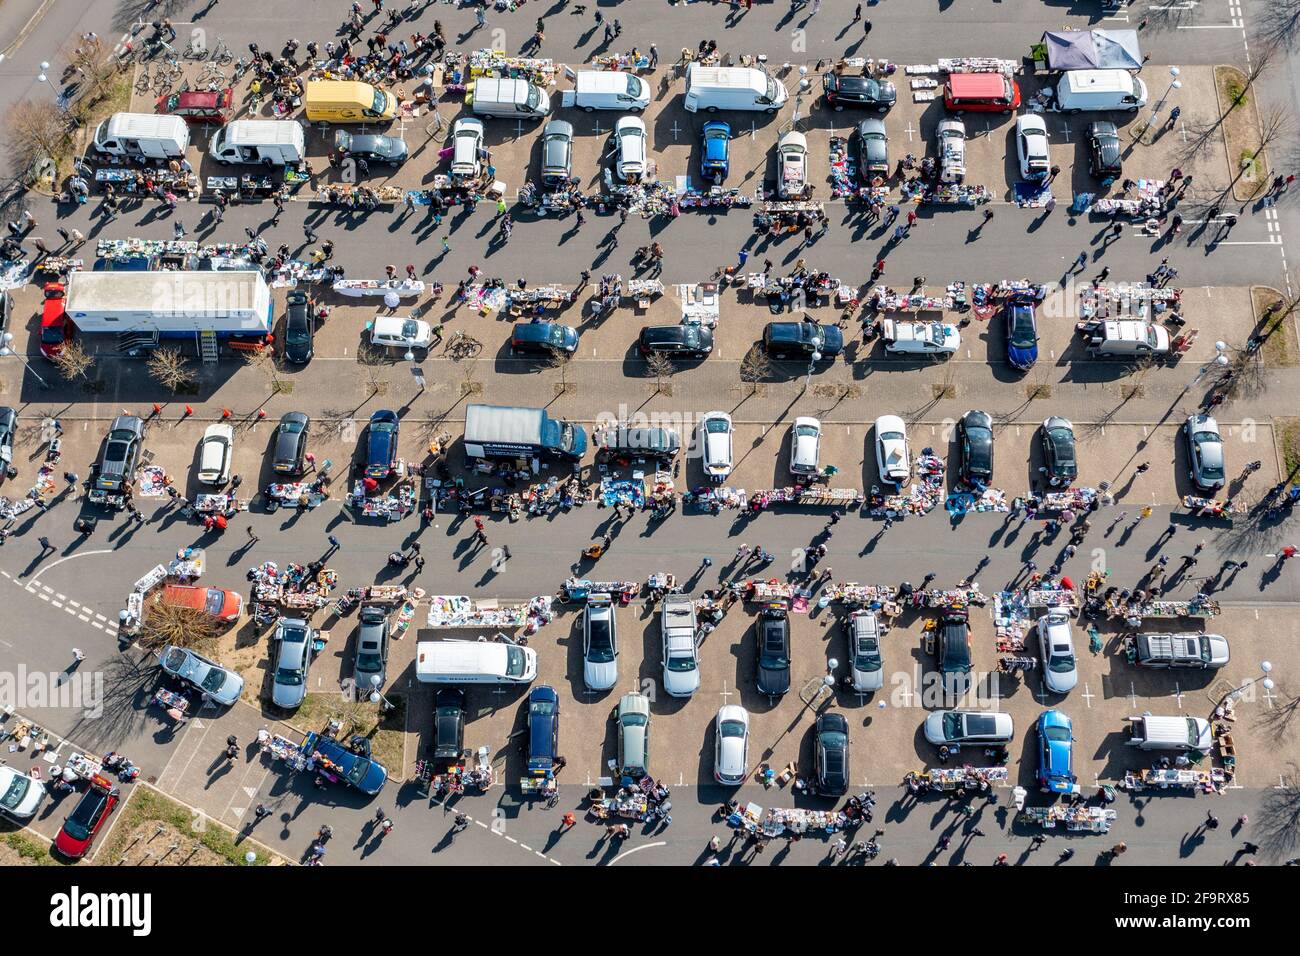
top-left (304, 80), bottom-right (397, 123)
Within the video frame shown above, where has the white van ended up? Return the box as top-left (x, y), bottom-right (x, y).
top-left (208, 120), bottom-right (306, 166)
top-left (415, 639), bottom-right (538, 684)
top-left (1086, 320), bottom-right (1171, 357)
top-left (569, 70), bottom-right (651, 112)
top-left (683, 64), bottom-right (788, 114)
top-left (1125, 714), bottom-right (1213, 752)
top-left (0, 765), bottom-right (48, 821)
top-left (1055, 69), bottom-right (1148, 114)
top-left (92, 113), bottom-right (189, 160)
top-left (471, 76), bottom-right (552, 119)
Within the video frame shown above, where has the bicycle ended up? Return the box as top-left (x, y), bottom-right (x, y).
top-left (210, 37), bottom-right (233, 65)
top-left (444, 330), bottom-right (482, 360)
top-left (182, 36), bottom-right (208, 60)
top-left (134, 65), bottom-right (154, 93)
top-left (231, 56), bottom-right (252, 82)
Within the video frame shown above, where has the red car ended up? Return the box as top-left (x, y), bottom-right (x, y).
top-left (156, 88), bottom-right (234, 123)
top-left (39, 282), bottom-right (73, 360)
top-left (54, 774), bottom-right (119, 860)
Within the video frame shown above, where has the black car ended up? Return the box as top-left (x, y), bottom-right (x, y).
top-left (598, 426), bottom-right (681, 463)
top-left (1040, 416), bottom-right (1078, 487)
top-left (0, 406), bottom-right (15, 477)
top-left (271, 411), bottom-right (310, 475)
top-left (956, 409), bottom-right (994, 486)
top-left (814, 712), bottom-right (850, 796)
top-left (510, 321), bottom-right (579, 356)
top-left (938, 611), bottom-right (972, 676)
top-left (93, 415), bottom-right (145, 494)
top-left (0, 289), bottom-right (11, 335)
top-left (283, 290), bottom-right (314, 365)
top-left (822, 72), bottom-right (896, 112)
top-left (638, 325), bottom-right (713, 359)
top-left (433, 688), bottom-right (467, 760)
top-left (334, 129), bottom-right (409, 166)
top-left (762, 320), bottom-right (844, 360)
top-left (756, 607), bottom-right (791, 696)
top-left (1087, 121), bottom-right (1122, 180)
top-left (364, 410), bottom-right (400, 480)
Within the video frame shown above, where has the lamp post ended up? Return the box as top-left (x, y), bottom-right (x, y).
top-left (804, 341), bottom-right (822, 392)
top-left (1143, 66), bottom-right (1180, 138)
top-left (1217, 660), bottom-right (1274, 712)
top-left (1190, 342), bottom-right (1228, 386)
top-left (368, 674), bottom-right (394, 713)
top-left (0, 332), bottom-right (50, 389)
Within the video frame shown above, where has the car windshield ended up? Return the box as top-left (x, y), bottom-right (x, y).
top-left (1009, 308), bottom-right (1036, 348)
top-left (795, 424), bottom-right (818, 438)
top-left (1043, 724), bottom-right (1071, 743)
top-left (1049, 646), bottom-right (1076, 672)
top-left (356, 647), bottom-right (382, 673)
top-left (369, 89), bottom-right (387, 115)
top-left (621, 713), bottom-right (648, 728)
top-left (529, 698), bottom-right (556, 718)
top-left (667, 652), bottom-right (696, 672)
top-left (881, 430), bottom-right (905, 442)
top-left (766, 76), bottom-right (781, 102)
top-left (1050, 429), bottom-right (1075, 462)
top-left (704, 418), bottom-right (729, 434)
top-left (371, 420), bottom-right (396, 433)
top-left (345, 756), bottom-right (374, 786)
top-left (942, 712), bottom-right (964, 739)
top-left (502, 647), bottom-right (524, 677)
top-left (65, 790), bottom-right (108, 840)
top-left (200, 668), bottom-right (228, 693)
top-left (854, 637), bottom-right (881, 670)
top-left (1, 774), bottom-right (31, 810)
top-left (281, 419), bottom-right (304, 435)
top-left (820, 731), bottom-right (847, 749)
top-left (720, 719), bottom-right (746, 738)
top-left (705, 127), bottom-right (727, 143)
top-left (526, 87), bottom-right (541, 110)
top-left (587, 616), bottom-right (614, 661)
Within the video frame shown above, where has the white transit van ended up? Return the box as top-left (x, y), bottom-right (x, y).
top-left (1086, 320), bottom-right (1170, 357)
top-left (568, 70), bottom-right (651, 112)
top-left (208, 120), bottom-right (306, 166)
top-left (683, 64), bottom-right (789, 113)
top-left (415, 639), bottom-right (538, 685)
top-left (92, 113), bottom-right (189, 160)
top-left (1125, 715), bottom-right (1213, 752)
top-left (1055, 69), bottom-right (1148, 113)
top-left (470, 76), bottom-right (552, 119)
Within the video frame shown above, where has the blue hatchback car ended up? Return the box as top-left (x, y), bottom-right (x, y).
top-left (1005, 298), bottom-right (1039, 371)
top-left (364, 409), bottom-right (400, 480)
top-left (527, 685), bottom-right (561, 776)
top-left (1036, 709), bottom-right (1076, 795)
top-left (700, 121), bottom-right (731, 184)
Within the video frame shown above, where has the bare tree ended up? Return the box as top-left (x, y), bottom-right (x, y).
top-left (1239, 42), bottom-right (1279, 103)
top-left (355, 345), bottom-right (390, 397)
top-left (146, 346), bottom-right (196, 392)
top-left (738, 345), bottom-right (772, 397)
top-left (458, 358), bottom-right (482, 398)
top-left (645, 351), bottom-right (676, 396)
top-left (50, 340), bottom-right (96, 382)
top-left (61, 37), bottom-right (120, 104)
top-left (1230, 103), bottom-right (1293, 196)
top-left (138, 602), bottom-right (218, 655)
top-left (245, 347), bottom-right (292, 395)
top-left (1256, 1), bottom-right (1300, 50)
top-left (547, 346), bottom-right (575, 397)
top-left (1025, 366), bottom-right (1052, 402)
top-left (1121, 356), bottom-right (1157, 401)
top-left (1257, 764), bottom-right (1300, 859)
top-left (5, 100), bottom-right (72, 183)
top-left (931, 358), bottom-right (957, 401)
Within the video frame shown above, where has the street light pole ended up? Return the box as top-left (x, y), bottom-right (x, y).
top-left (1141, 66), bottom-right (1181, 139)
top-left (1216, 660), bottom-right (1274, 713)
top-left (0, 333), bottom-right (50, 389)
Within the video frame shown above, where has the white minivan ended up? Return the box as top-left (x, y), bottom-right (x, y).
top-left (683, 64), bottom-right (788, 113)
top-left (1055, 69), bottom-right (1148, 114)
top-left (568, 70), bottom-right (651, 112)
top-left (416, 640), bottom-right (538, 685)
top-left (371, 315), bottom-right (434, 350)
top-left (1125, 714), bottom-right (1213, 752)
top-left (209, 120), bottom-right (306, 166)
top-left (93, 113), bottom-right (189, 160)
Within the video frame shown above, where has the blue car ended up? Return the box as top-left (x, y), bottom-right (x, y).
top-left (1036, 709), bottom-right (1076, 795)
top-left (302, 732), bottom-right (388, 796)
top-left (700, 121), bottom-right (731, 184)
top-left (527, 685), bottom-right (561, 776)
top-left (1005, 298), bottom-right (1039, 371)
top-left (364, 409), bottom-right (399, 480)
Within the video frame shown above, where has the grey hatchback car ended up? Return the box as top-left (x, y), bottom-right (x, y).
top-left (1184, 414), bottom-right (1225, 492)
top-left (540, 120), bottom-right (574, 189)
top-left (271, 617), bottom-right (316, 710)
top-left (352, 604), bottom-right (390, 694)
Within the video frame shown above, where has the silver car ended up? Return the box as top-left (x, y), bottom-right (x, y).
top-left (1184, 414), bottom-right (1226, 492)
top-left (352, 604), bottom-right (390, 694)
top-left (615, 692), bottom-right (651, 778)
top-left (582, 594), bottom-right (619, 691)
top-left (1037, 609), bottom-right (1078, 695)
top-left (540, 120), bottom-right (574, 189)
top-left (923, 709), bottom-right (1015, 746)
top-left (789, 416), bottom-right (822, 476)
top-left (271, 618), bottom-right (315, 710)
top-left (159, 645), bottom-right (245, 707)
top-left (937, 118), bottom-right (966, 184)
top-left (714, 705), bottom-right (750, 785)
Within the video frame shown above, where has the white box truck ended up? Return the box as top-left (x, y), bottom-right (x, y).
top-left (463, 404), bottom-right (588, 462)
top-left (208, 120), bottom-right (306, 166)
top-left (63, 270), bottom-right (273, 336)
top-left (92, 113), bottom-right (190, 160)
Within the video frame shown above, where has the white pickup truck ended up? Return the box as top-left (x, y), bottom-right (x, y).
top-left (881, 319), bottom-right (961, 356)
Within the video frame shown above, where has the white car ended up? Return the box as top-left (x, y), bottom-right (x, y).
top-left (699, 411), bottom-right (734, 480)
top-left (450, 117), bottom-right (485, 180)
top-left (612, 116), bottom-right (648, 182)
top-left (582, 594), bottom-right (619, 691)
top-left (776, 130), bottom-right (809, 199)
top-left (881, 319), bottom-right (961, 357)
top-left (847, 610), bottom-right (884, 693)
top-left (937, 118), bottom-right (966, 183)
top-left (714, 705), bottom-right (751, 785)
top-left (789, 416), bottom-right (822, 476)
top-left (1015, 113), bottom-right (1051, 180)
top-left (0, 765), bottom-right (48, 821)
top-left (371, 315), bottom-right (435, 350)
top-left (196, 423), bottom-right (234, 486)
top-left (923, 709), bottom-right (1015, 747)
top-left (874, 415), bottom-right (911, 485)
top-left (1037, 609), bottom-right (1079, 694)
top-left (661, 595), bottom-right (701, 697)
top-left (159, 644), bottom-right (246, 707)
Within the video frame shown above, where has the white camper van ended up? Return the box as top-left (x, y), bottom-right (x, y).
top-left (92, 113), bottom-right (190, 160)
top-left (415, 640), bottom-right (538, 685)
top-left (471, 76), bottom-right (551, 119)
top-left (208, 120), bottom-right (306, 166)
top-left (683, 65), bottom-right (788, 113)
top-left (1055, 69), bottom-right (1148, 113)
top-left (569, 70), bottom-right (651, 112)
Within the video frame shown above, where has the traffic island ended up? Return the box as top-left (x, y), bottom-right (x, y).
top-left (1214, 66), bottom-right (1274, 202)
top-left (0, 831), bottom-right (57, 865)
top-left (98, 785), bottom-right (285, 865)
top-left (1250, 286), bottom-right (1298, 368)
